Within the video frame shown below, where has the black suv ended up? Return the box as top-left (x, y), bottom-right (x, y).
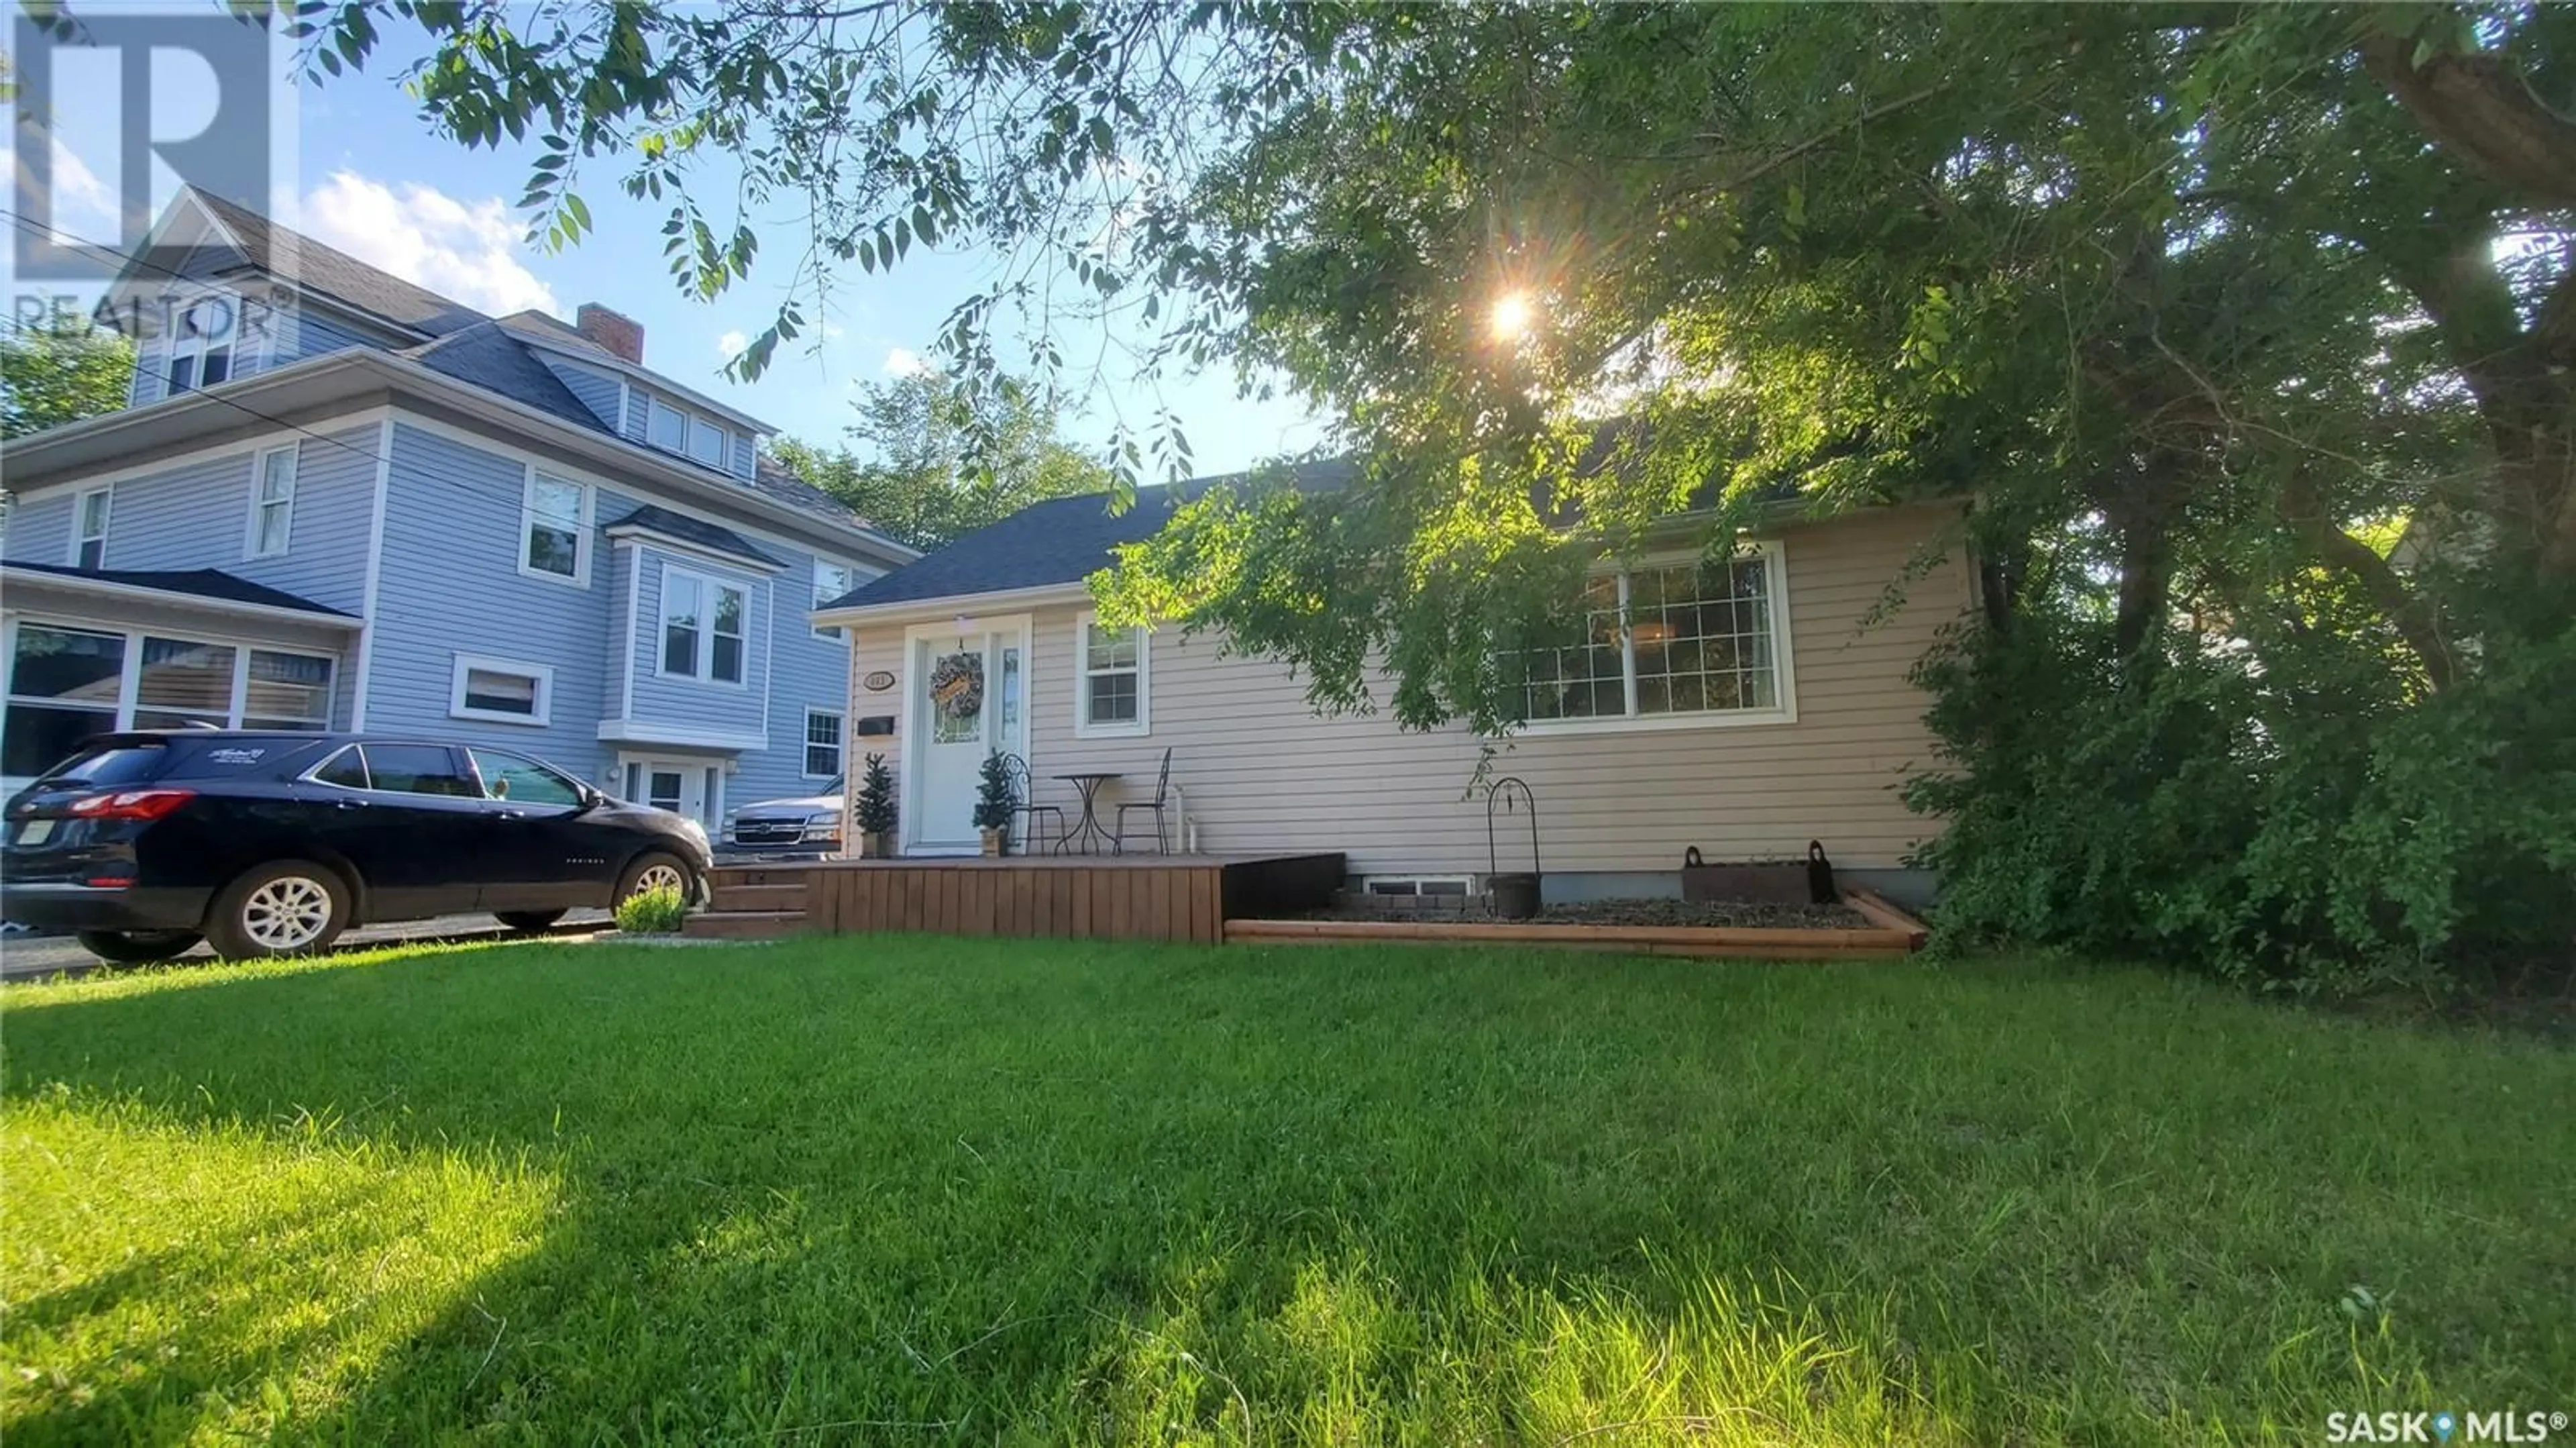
top-left (1, 731), bottom-right (712, 962)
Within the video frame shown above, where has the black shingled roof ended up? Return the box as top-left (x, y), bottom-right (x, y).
top-left (822, 458), bottom-right (1354, 611)
top-left (604, 505), bottom-right (785, 569)
top-left (4, 561), bottom-right (356, 617)
top-left (174, 190), bottom-right (890, 544)
top-left (189, 189), bottom-right (488, 338)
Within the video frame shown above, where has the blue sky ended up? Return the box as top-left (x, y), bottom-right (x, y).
top-left (13, 20), bottom-right (1326, 474)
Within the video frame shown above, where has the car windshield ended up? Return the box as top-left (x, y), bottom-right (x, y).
top-left (37, 744), bottom-right (167, 788)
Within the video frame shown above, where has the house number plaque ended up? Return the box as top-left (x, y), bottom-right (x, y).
top-left (862, 670), bottom-right (897, 692)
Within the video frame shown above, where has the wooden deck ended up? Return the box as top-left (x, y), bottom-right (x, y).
top-left (696, 853), bottom-right (1346, 943)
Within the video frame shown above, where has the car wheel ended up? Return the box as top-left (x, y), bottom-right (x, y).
top-left (616, 851), bottom-right (696, 904)
top-left (494, 909), bottom-right (568, 933)
top-left (205, 860), bottom-right (351, 960)
top-left (75, 929), bottom-right (201, 964)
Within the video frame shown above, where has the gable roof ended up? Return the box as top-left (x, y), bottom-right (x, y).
top-left (822, 458), bottom-right (1354, 611)
top-left (186, 188), bottom-right (486, 338)
top-left (3, 560), bottom-right (357, 618)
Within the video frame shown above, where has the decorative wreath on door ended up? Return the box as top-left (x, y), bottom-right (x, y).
top-left (928, 652), bottom-right (985, 722)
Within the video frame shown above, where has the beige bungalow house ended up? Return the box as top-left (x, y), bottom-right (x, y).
top-left (811, 478), bottom-right (1968, 906)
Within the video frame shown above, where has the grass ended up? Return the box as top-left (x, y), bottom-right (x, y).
top-left (2, 938), bottom-right (2569, 1445)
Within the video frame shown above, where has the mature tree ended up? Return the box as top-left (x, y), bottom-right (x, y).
top-left (305, 1), bottom-right (2575, 984)
top-left (0, 316), bottom-right (133, 439)
top-left (773, 370), bottom-right (1110, 552)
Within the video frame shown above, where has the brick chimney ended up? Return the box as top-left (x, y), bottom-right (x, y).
top-left (574, 303), bottom-right (645, 364)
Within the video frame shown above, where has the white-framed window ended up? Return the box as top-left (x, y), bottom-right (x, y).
top-left (648, 397), bottom-right (689, 452)
top-left (812, 560), bottom-right (857, 641)
top-left (2, 621), bottom-right (335, 778)
top-left (164, 291), bottom-right (243, 393)
top-left (804, 708), bottom-right (843, 778)
top-left (1073, 613), bottom-right (1150, 737)
top-left (521, 468), bottom-right (591, 584)
top-left (449, 654), bottom-right (554, 725)
top-left (70, 487), bottom-right (109, 570)
top-left (645, 395), bottom-right (736, 472)
top-left (688, 415), bottom-right (729, 468)
top-left (1515, 542), bottom-right (1795, 731)
top-left (659, 566), bottom-right (749, 684)
top-left (245, 446), bottom-right (297, 558)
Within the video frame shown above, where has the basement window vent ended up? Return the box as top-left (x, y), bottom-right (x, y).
top-left (1362, 876), bottom-right (1473, 898)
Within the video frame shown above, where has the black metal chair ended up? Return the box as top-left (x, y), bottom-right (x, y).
top-left (999, 752), bottom-right (1065, 856)
top-left (1114, 747), bottom-right (1174, 855)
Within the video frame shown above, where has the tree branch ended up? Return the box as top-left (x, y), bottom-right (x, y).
top-left (2279, 469), bottom-right (2459, 692)
top-left (2362, 32), bottom-right (2576, 209)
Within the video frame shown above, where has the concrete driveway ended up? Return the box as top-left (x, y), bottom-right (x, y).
top-left (0, 909), bottom-right (612, 982)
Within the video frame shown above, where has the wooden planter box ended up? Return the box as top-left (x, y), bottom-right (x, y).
top-left (1679, 860), bottom-right (1813, 905)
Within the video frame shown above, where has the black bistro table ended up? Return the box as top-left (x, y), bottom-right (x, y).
top-left (1052, 771), bottom-right (1124, 854)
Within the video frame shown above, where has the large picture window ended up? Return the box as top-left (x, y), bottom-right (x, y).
top-left (3, 623), bottom-right (335, 779)
top-left (1518, 546), bottom-right (1792, 727)
top-left (1073, 615), bottom-right (1149, 737)
top-left (660, 567), bottom-right (749, 684)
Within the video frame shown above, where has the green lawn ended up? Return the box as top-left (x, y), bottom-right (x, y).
top-left (3, 939), bottom-right (2568, 1445)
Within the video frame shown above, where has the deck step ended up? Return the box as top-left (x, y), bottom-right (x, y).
top-left (708, 882), bottom-right (808, 914)
top-left (709, 865), bottom-right (821, 888)
top-left (682, 910), bottom-right (807, 941)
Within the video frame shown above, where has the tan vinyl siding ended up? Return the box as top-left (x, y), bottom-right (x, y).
top-left (850, 506), bottom-right (1967, 874)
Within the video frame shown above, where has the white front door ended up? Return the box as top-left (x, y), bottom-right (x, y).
top-left (905, 619), bottom-right (1027, 852)
top-left (621, 756), bottom-right (719, 829)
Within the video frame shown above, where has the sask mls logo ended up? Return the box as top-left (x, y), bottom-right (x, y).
top-left (9, 7), bottom-right (294, 283)
top-left (2328, 1411), bottom-right (2571, 1443)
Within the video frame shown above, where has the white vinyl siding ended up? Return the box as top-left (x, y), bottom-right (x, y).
top-left (246, 446), bottom-right (297, 558)
top-left (853, 508), bottom-right (1968, 874)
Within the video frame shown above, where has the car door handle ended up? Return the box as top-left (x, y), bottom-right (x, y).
top-left (333, 798), bottom-right (366, 811)
top-left (494, 809), bottom-right (527, 821)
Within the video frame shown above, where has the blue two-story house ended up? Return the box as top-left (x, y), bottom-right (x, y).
top-left (0, 187), bottom-right (915, 827)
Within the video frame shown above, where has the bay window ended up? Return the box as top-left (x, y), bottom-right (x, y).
top-left (1518, 545), bottom-right (1793, 727)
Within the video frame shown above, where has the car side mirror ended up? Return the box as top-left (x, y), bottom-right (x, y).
top-left (573, 786), bottom-right (604, 815)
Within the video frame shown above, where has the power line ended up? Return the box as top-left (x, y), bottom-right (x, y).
top-left (3, 208), bottom-right (390, 472)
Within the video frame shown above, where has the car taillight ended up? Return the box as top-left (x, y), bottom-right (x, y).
top-left (66, 788), bottom-right (196, 821)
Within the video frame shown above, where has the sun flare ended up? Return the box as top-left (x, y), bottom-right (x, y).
top-left (1489, 290), bottom-right (1536, 342)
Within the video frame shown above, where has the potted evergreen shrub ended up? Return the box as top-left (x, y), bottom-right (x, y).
top-left (854, 752), bottom-right (898, 857)
top-left (973, 749), bottom-right (1014, 856)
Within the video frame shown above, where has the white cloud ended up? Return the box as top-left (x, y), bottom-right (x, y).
top-left (300, 170), bottom-right (559, 317)
top-left (717, 329), bottom-right (749, 360)
top-left (881, 346), bottom-right (930, 377)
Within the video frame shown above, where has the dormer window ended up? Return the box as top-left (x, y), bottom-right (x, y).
top-left (165, 293), bottom-right (239, 393)
top-left (647, 395), bottom-right (736, 472)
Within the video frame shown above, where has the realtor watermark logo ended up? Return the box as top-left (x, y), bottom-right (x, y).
top-left (9, 5), bottom-right (294, 285)
top-left (2327, 1411), bottom-right (2570, 1443)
